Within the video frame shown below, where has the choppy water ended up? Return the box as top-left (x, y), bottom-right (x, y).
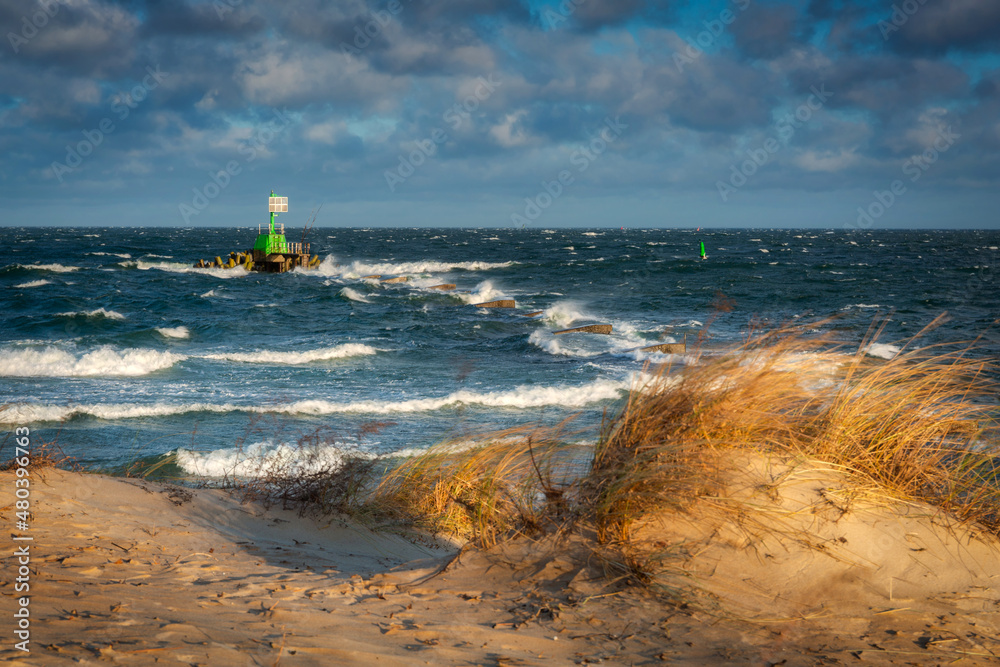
top-left (1, 227), bottom-right (997, 475)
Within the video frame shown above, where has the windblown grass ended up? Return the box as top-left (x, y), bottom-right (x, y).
top-left (585, 317), bottom-right (999, 549)
top-left (365, 420), bottom-right (583, 548)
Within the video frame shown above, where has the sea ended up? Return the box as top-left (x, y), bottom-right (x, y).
top-left (1, 227), bottom-right (998, 478)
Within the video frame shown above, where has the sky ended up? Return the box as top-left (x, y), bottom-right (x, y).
top-left (1, 0), bottom-right (999, 228)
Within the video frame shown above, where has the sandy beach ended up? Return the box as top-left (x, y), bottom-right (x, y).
top-left (3, 459), bottom-right (999, 666)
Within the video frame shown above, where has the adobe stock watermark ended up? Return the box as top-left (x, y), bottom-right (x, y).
top-left (340, 0), bottom-right (414, 58)
top-left (878, 0), bottom-right (930, 41)
top-left (7, 0), bottom-right (64, 54)
top-left (384, 74), bottom-right (501, 192)
top-left (539, 0), bottom-right (588, 30)
top-left (850, 124), bottom-right (959, 229)
top-left (673, 0), bottom-right (751, 72)
top-left (509, 115), bottom-right (627, 227)
top-left (179, 108), bottom-right (293, 224)
top-left (49, 65), bottom-right (169, 183)
top-left (214, 0), bottom-right (243, 20)
top-left (716, 85), bottom-right (833, 202)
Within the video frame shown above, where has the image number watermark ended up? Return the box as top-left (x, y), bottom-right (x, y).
top-left (11, 426), bottom-right (33, 653)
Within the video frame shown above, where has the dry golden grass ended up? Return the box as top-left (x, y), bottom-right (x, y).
top-left (584, 317), bottom-right (999, 550)
top-left (365, 420), bottom-right (582, 548)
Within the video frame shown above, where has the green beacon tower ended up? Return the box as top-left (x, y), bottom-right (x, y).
top-left (191, 191), bottom-right (319, 272)
top-left (249, 191), bottom-right (315, 272)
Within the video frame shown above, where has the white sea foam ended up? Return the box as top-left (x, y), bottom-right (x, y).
top-left (135, 260), bottom-right (248, 279)
top-left (458, 280), bottom-right (507, 304)
top-left (528, 330), bottom-right (600, 358)
top-left (58, 308), bottom-right (126, 320)
top-left (619, 348), bottom-right (691, 364)
top-left (864, 343), bottom-right (901, 360)
top-left (87, 252), bottom-right (132, 259)
top-left (25, 263), bottom-right (80, 273)
top-left (174, 439), bottom-right (505, 478)
top-left (542, 301), bottom-right (594, 327)
top-left (200, 289), bottom-right (217, 298)
top-left (175, 441), bottom-right (374, 478)
top-left (314, 255), bottom-right (514, 279)
top-left (2, 378), bottom-right (628, 424)
top-left (338, 287), bottom-right (371, 303)
top-left (202, 343), bottom-right (378, 365)
top-left (0, 346), bottom-right (184, 377)
top-left (156, 326), bottom-right (190, 339)
top-left (280, 378), bottom-right (630, 414)
top-left (14, 279), bottom-right (51, 288)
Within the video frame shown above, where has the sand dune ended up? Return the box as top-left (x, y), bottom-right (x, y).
top-left (2, 466), bottom-right (999, 665)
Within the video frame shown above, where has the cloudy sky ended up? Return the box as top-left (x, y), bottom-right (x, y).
top-left (2, 0), bottom-right (999, 227)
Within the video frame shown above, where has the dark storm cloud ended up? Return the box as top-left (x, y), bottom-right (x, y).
top-left (630, 56), bottom-right (780, 132)
top-left (731, 3), bottom-right (800, 59)
top-left (141, 0), bottom-right (266, 37)
top-left (569, 0), bottom-right (646, 30)
top-left (805, 0), bottom-right (1000, 56)
top-left (539, 0), bottom-right (674, 32)
top-left (404, 0), bottom-right (530, 24)
top-left (275, 0), bottom-right (379, 50)
top-left (885, 0), bottom-right (1000, 55)
top-left (1, 0), bottom-right (139, 77)
top-left (784, 53), bottom-right (969, 118)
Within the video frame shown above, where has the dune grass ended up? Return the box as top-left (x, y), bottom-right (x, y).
top-left (363, 420), bottom-right (583, 547)
top-left (584, 318), bottom-right (998, 566)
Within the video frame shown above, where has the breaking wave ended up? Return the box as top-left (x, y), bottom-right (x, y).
top-left (156, 326), bottom-right (190, 339)
top-left (23, 263), bottom-right (80, 273)
top-left (201, 343), bottom-right (379, 365)
top-left (457, 280), bottom-right (508, 305)
top-left (541, 301), bottom-right (595, 327)
top-left (14, 279), bottom-right (51, 288)
top-left (57, 308), bottom-right (126, 321)
top-left (1, 378), bottom-right (629, 424)
top-left (338, 287), bottom-right (371, 303)
top-left (175, 441), bottom-right (376, 478)
top-left (315, 255), bottom-right (514, 279)
top-left (0, 346), bottom-right (185, 377)
top-left (132, 260), bottom-right (248, 279)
